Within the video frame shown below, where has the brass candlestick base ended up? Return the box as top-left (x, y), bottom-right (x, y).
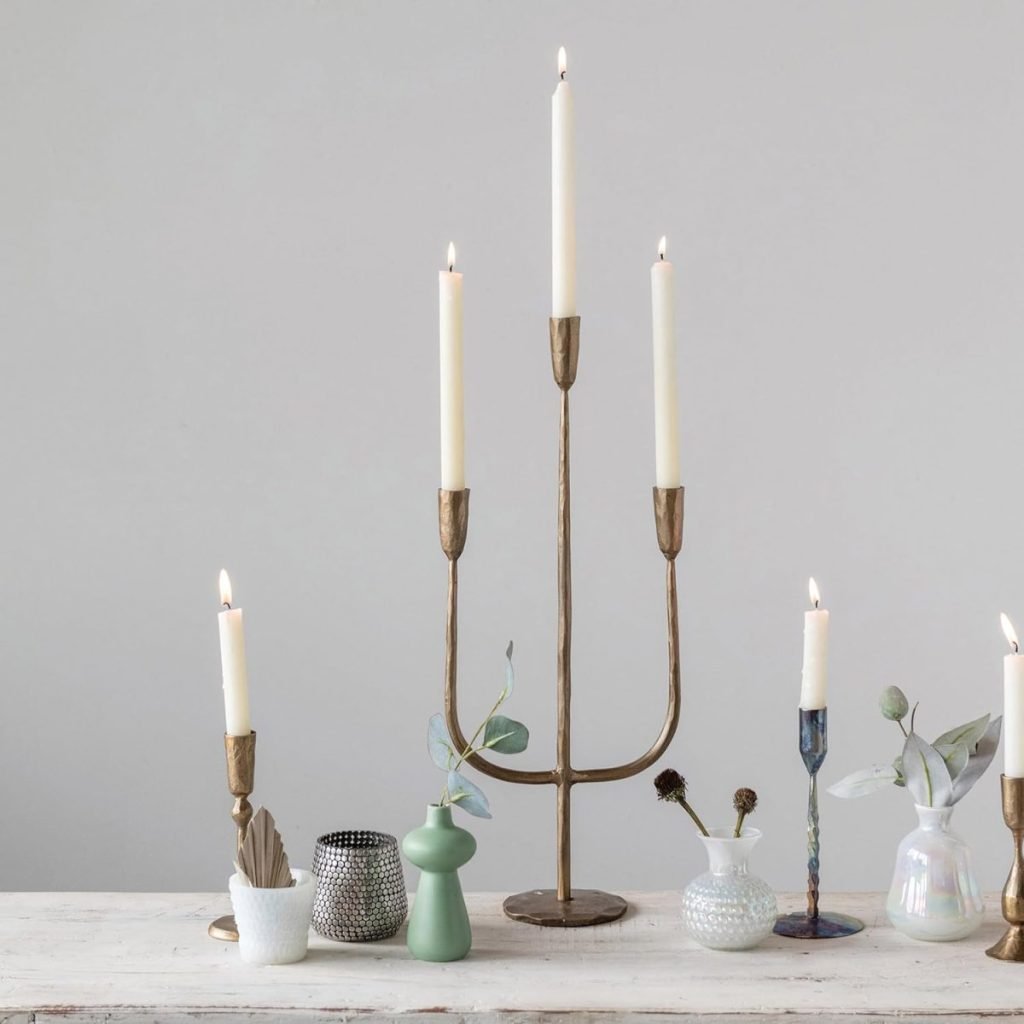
top-left (208, 730), bottom-right (256, 942)
top-left (439, 317), bottom-right (684, 928)
top-left (987, 775), bottom-right (1024, 962)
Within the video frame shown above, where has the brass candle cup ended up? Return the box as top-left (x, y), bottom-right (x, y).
top-left (209, 730), bottom-right (256, 941)
top-left (986, 774), bottom-right (1024, 962)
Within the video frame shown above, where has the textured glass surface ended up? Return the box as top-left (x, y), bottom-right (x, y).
top-left (886, 805), bottom-right (983, 942)
top-left (682, 828), bottom-right (778, 951)
top-left (229, 869), bottom-right (315, 964)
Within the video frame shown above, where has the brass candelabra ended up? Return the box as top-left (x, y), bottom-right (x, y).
top-left (440, 316), bottom-right (683, 927)
top-left (987, 774), bottom-right (1024, 962)
top-left (208, 730), bottom-right (256, 941)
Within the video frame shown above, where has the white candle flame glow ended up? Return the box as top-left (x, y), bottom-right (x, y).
top-left (219, 569), bottom-right (233, 608)
top-left (808, 577), bottom-right (821, 609)
top-left (658, 235), bottom-right (667, 260)
top-left (1003, 612), bottom-right (1020, 653)
top-left (446, 242), bottom-right (456, 272)
top-left (558, 46), bottom-right (567, 77)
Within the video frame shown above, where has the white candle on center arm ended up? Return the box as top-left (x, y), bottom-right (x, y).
top-left (552, 46), bottom-right (576, 318)
top-left (218, 570), bottom-right (251, 737)
top-left (439, 242), bottom-right (465, 491)
top-left (1001, 613), bottom-right (1024, 778)
top-left (651, 236), bottom-right (680, 489)
top-left (800, 577), bottom-right (829, 709)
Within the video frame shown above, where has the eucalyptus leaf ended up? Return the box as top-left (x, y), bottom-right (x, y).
top-left (934, 714), bottom-right (991, 753)
top-left (447, 770), bottom-right (492, 818)
top-left (950, 715), bottom-right (1002, 804)
top-left (428, 713), bottom-right (456, 771)
top-left (827, 765), bottom-right (900, 799)
top-left (483, 714), bottom-right (529, 754)
top-left (935, 742), bottom-right (970, 783)
top-left (501, 641), bottom-right (515, 700)
top-left (902, 733), bottom-right (953, 808)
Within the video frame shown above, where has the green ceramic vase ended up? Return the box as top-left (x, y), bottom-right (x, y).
top-left (402, 804), bottom-right (476, 962)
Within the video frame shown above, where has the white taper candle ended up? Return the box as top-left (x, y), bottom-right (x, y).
top-left (651, 236), bottom-right (680, 489)
top-left (552, 46), bottom-right (576, 319)
top-left (1002, 613), bottom-right (1024, 778)
top-left (800, 577), bottom-right (829, 710)
top-left (439, 242), bottom-right (465, 491)
top-left (218, 570), bottom-right (251, 737)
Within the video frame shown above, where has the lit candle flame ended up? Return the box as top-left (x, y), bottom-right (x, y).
top-left (447, 242), bottom-right (456, 272)
top-left (558, 46), bottom-right (567, 78)
top-left (658, 235), bottom-right (667, 260)
top-left (219, 569), bottom-right (233, 609)
top-left (808, 577), bottom-right (821, 609)
top-left (1002, 612), bottom-right (1020, 654)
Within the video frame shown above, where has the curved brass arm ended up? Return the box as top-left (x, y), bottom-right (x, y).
top-left (572, 557), bottom-right (680, 784)
top-left (440, 489), bottom-right (556, 786)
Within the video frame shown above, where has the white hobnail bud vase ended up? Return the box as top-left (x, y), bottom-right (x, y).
top-left (229, 868), bottom-right (315, 964)
top-left (886, 804), bottom-right (983, 941)
top-left (682, 827), bottom-right (778, 951)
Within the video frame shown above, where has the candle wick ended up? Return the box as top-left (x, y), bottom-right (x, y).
top-left (222, 601), bottom-right (231, 610)
top-left (560, 70), bottom-right (566, 80)
top-left (1015, 641), bottom-right (1020, 654)
top-left (448, 264), bottom-right (453, 272)
top-left (814, 600), bottom-right (819, 609)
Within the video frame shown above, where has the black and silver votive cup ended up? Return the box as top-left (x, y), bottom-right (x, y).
top-left (311, 831), bottom-right (408, 942)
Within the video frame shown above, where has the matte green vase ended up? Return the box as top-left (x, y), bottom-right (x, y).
top-left (402, 804), bottom-right (476, 962)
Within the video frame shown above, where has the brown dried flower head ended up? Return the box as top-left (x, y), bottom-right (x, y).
top-left (733, 787), bottom-right (758, 816)
top-left (654, 768), bottom-right (686, 803)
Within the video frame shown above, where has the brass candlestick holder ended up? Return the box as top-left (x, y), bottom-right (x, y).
top-left (774, 709), bottom-right (863, 939)
top-left (208, 730), bottom-right (256, 941)
top-left (440, 316), bottom-right (683, 928)
top-left (987, 774), bottom-right (1024, 962)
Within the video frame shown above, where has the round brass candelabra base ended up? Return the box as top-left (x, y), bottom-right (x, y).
top-left (503, 889), bottom-right (628, 927)
top-left (774, 910), bottom-right (864, 939)
top-left (987, 925), bottom-right (1024, 962)
top-left (208, 914), bottom-right (239, 942)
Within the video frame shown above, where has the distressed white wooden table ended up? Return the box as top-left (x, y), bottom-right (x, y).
top-left (0, 891), bottom-right (1020, 1022)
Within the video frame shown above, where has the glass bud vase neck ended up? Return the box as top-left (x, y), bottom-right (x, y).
top-left (682, 827), bottom-right (777, 951)
top-left (402, 804), bottom-right (476, 962)
top-left (886, 803), bottom-right (984, 942)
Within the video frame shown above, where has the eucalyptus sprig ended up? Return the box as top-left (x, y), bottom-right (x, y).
top-left (426, 642), bottom-right (530, 818)
top-left (828, 686), bottom-right (1002, 808)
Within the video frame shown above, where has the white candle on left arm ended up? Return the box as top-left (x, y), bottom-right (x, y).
top-left (218, 569), bottom-right (251, 736)
top-left (651, 236), bottom-right (680, 489)
top-left (800, 577), bottom-right (829, 709)
top-left (1001, 613), bottom-right (1024, 778)
top-left (552, 46), bottom-right (576, 318)
top-left (439, 242), bottom-right (465, 491)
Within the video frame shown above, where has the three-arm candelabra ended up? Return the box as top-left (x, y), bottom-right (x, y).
top-left (439, 316), bottom-right (683, 927)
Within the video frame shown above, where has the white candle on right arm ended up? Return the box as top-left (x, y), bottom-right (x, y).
top-left (800, 577), bottom-right (829, 710)
top-left (552, 45), bottom-right (576, 318)
top-left (651, 236), bottom-right (680, 489)
top-left (218, 570), bottom-right (251, 737)
top-left (1001, 613), bottom-right (1024, 778)
top-left (439, 242), bottom-right (465, 491)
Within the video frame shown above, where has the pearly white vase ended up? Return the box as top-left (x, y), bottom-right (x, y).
top-left (682, 827), bottom-right (777, 951)
top-left (229, 869), bottom-right (315, 964)
top-left (886, 805), bottom-right (983, 942)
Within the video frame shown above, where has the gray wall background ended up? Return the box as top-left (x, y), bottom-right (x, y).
top-left (2, 0), bottom-right (1024, 897)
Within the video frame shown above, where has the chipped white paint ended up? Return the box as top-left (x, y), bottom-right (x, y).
top-left (1, 892), bottom-right (1022, 1021)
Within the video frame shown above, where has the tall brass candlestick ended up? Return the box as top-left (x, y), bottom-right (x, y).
top-left (987, 775), bottom-right (1024, 961)
top-left (440, 316), bottom-right (683, 927)
top-left (208, 730), bottom-right (256, 941)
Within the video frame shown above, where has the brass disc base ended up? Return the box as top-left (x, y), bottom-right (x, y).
top-left (503, 889), bottom-right (628, 927)
top-left (774, 911), bottom-right (864, 939)
top-left (208, 914), bottom-right (239, 941)
top-left (987, 925), bottom-right (1024, 961)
